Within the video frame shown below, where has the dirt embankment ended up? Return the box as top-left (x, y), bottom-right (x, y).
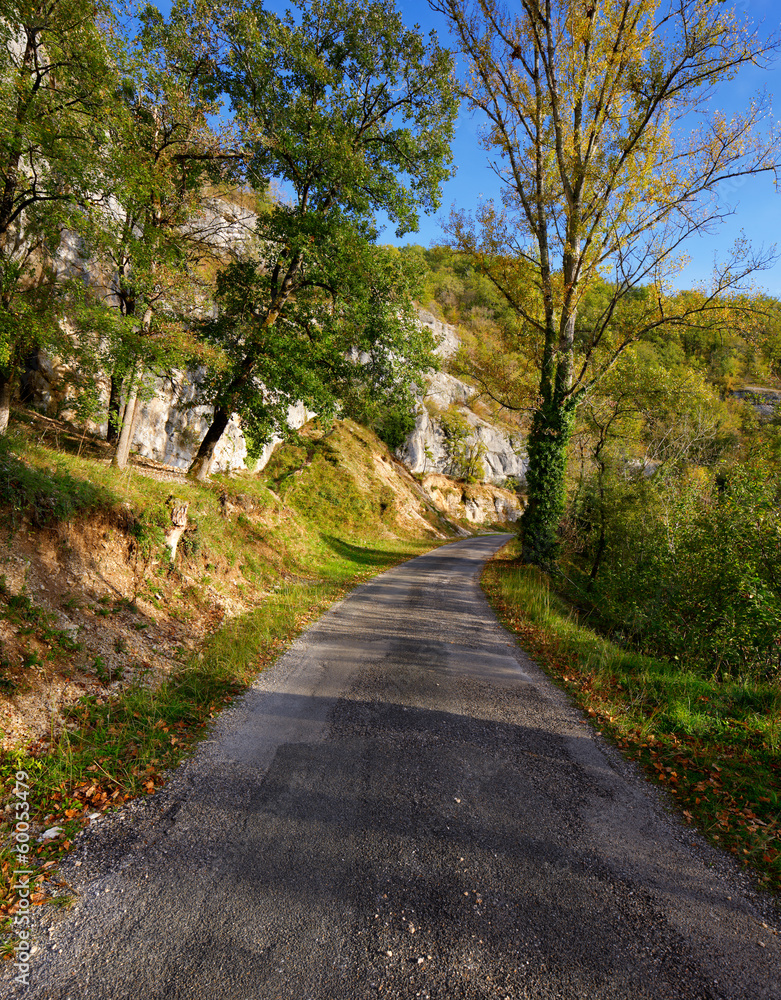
top-left (0, 417), bottom-right (522, 753)
top-left (0, 500), bottom-right (232, 752)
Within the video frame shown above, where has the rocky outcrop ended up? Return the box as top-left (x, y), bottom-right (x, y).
top-left (417, 308), bottom-right (460, 359)
top-left (131, 374), bottom-right (248, 473)
top-left (732, 386), bottom-right (781, 419)
top-left (22, 305), bottom-right (528, 486)
top-left (400, 312), bottom-right (528, 487)
top-left (419, 474), bottom-right (523, 524)
top-left (399, 393), bottom-right (527, 486)
top-left (130, 381), bottom-right (316, 474)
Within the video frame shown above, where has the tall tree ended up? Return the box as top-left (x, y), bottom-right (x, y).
top-left (432, 0), bottom-right (781, 567)
top-left (0, 0), bottom-right (115, 432)
top-left (199, 238), bottom-right (436, 467)
top-left (79, 0), bottom-right (240, 467)
top-left (186, 0), bottom-right (458, 479)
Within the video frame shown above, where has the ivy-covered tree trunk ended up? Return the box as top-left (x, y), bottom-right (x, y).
top-left (520, 398), bottom-right (576, 569)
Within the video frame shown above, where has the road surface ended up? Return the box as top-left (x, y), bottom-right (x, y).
top-left (8, 535), bottom-right (780, 998)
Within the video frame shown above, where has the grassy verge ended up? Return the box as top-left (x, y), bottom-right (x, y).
top-left (0, 545), bottom-right (432, 932)
top-left (482, 540), bottom-right (781, 897)
top-left (0, 412), bottom-right (449, 935)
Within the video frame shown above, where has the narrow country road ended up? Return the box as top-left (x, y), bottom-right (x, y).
top-left (8, 535), bottom-right (780, 999)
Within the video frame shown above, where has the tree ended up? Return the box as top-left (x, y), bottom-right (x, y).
top-left (77, 0), bottom-right (240, 468)
top-left (432, 0), bottom-right (781, 567)
top-left (198, 237), bottom-right (437, 467)
top-left (569, 341), bottom-right (737, 581)
top-left (186, 0), bottom-right (458, 479)
top-left (0, 0), bottom-right (116, 432)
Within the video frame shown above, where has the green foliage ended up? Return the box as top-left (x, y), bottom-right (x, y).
top-left (222, 0), bottom-right (456, 235)
top-left (340, 386), bottom-right (418, 453)
top-left (0, 592), bottom-right (81, 657)
top-left (376, 405), bottom-right (418, 454)
top-left (126, 502), bottom-right (170, 558)
top-left (0, 0), bottom-right (117, 403)
top-left (188, 0), bottom-right (457, 475)
top-left (199, 243), bottom-right (436, 452)
top-left (635, 290), bottom-right (781, 390)
top-left (404, 245), bottom-right (520, 331)
top-left (567, 461), bottom-right (781, 678)
top-left (439, 405), bottom-right (486, 483)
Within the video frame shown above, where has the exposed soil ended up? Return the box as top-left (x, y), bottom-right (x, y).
top-left (0, 502), bottom-right (227, 753)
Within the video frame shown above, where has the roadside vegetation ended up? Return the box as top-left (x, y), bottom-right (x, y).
top-left (0, 412), bottom-right (452, 930)
top-left (484, 543), bottom-right (781, 897)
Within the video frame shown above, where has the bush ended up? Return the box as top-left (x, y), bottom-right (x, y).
top-left (340, 389), bottom-right (417, 454)
top-left (567, 461), bottom-right (781, 677)
top-left (439, 406), bottom-right (486, 482)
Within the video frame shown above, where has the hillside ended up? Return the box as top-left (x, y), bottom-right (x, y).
top-left (0, 410), bottom-right (521, 748)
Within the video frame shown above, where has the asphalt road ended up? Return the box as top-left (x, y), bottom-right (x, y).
top-left (8, 535), bottom-right (781, 999)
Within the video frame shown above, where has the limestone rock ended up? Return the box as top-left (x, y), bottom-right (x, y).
top-left (130, 374), bottom-right (248, 474)
top-left (732, 386), bottom-right (781, 419)
top-left (420, 474), bottom-right (523, 525)
top-left (399, 363), bottom-right (527, 488)
top-left (417, 308), bottom-right (460, 359)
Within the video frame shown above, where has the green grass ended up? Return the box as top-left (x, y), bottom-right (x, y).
top-left (0, 414), bottom-right (447, 925)
top-left (0, 434), bottom-right (113, 529)
top-left (482, 540), bottom-right (781, 896)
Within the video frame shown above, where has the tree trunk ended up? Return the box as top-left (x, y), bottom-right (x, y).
top-left (107, 375), bottom-right (123, 443)
top-left (111, 391), bottom-right (141, 470)
top-left (188, 406), bottom-right (231, 481)
top-left (0, 371), bottom-right (11, 436)
top-left (520, 399), bottom-right (576, 569)
top-left (19, 349), bottom-right (39, 405)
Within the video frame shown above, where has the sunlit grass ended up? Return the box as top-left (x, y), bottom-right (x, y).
top-left (0, 414), bottom-right (445, 926)
top-left (483, 540), bottom-right (781, 896)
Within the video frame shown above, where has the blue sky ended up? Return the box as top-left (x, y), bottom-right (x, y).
top-left (152, 0), bottom-right (781, 294)
top-left (377, 0), bottom-right (781, 296)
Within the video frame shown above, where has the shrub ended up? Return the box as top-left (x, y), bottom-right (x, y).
top-left (567, 461), bottom-right (781, 677)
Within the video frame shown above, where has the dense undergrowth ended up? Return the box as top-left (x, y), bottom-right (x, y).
top-left (0, 412), bottom-right (449, 930)
top-left (483, 542), bottom-right (781, 898)
top-left (564, 454), bottom-right (781, 680)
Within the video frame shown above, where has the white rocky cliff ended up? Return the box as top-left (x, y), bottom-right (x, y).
top-left (26, 307), bottom-right (528, 495)
top-left (400, 310), bottom-right (528, 487)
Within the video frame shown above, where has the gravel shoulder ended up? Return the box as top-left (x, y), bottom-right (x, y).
top-left (6, 535), bottom-right (780, 999)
